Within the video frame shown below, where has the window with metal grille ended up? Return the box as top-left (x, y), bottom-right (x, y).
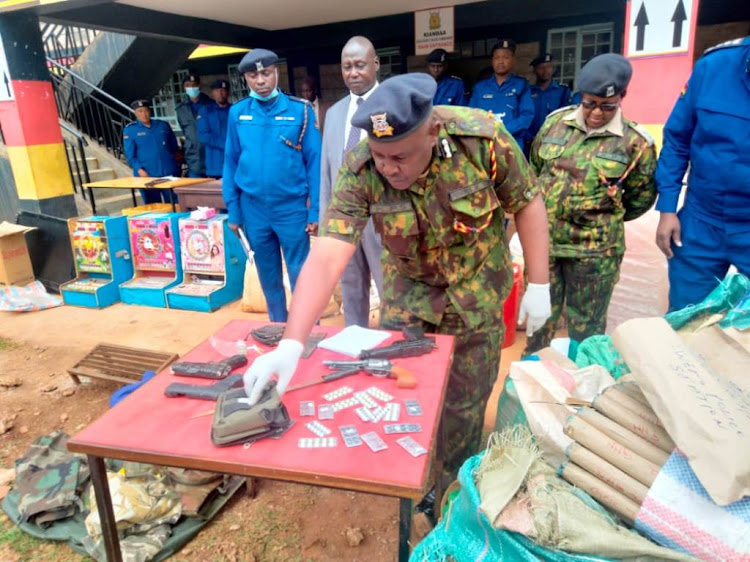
top-left (548, 24), bottom-right (614, 90)
top-left (377, 48), bottom-right (402, 80)
top-left (151, 69), bottom-right (187, 133)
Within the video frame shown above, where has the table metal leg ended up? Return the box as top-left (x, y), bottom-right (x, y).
top-left (171, 189), bottom-right (177, 212)
top-left (131, 189), bottom-right (138, 207)
top-left (89, 187), bottom-right (97, 215)
top-left (398, 497), bottom-right (412, 562)
top-left (87, 455), bottom-right (122, 562)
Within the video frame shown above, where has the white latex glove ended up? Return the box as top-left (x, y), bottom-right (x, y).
top-left (243, 339), bottom-right (304, 405)
top-left (518, 283), bottom-right (552, 336)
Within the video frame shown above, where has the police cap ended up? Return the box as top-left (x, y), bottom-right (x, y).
top-left (238, 49), bottom-right (279, 73)
top-left (183, 73), bottom-right (200, 84)
top-left (352, 73), bottom-right (436, 142)
top-left (491, 39), bottom-right (516, 55)
top-left (530, 53), bottom-right (553, 67)
top-left (131, 99), bottom-right (151, 110)
top-left (210, 79), bottom-right (230, 90)
top-left (577, 53), bottom-right (632, 97)
top-left (427, 48), bottom-right (448, 63)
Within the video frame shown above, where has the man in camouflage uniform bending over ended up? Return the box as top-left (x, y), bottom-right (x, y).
top-left (525, 53), bottom-right (657, 353)
top-left (244, 73), bottom-right (551, 482)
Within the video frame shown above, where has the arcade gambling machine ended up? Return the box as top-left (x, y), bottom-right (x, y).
top-left (61, 216), bottom-right (134, 308)
top-left (166, 214), bottom-right (245, 312)
top-left (119, 212), bottom-right (187, 308)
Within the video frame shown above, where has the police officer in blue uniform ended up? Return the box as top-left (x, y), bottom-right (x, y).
top-left (469, 39), bottom-right (534, 149)
top-left (426, 48), bottom-right (466, 106)
top-left (176, 73), bottom-right (212, 178)
top-left (529, 53), bottom-right (571, 139)
top-left (655, 37), bottom-right (750, 311)
top-left (223, 49), bottom-right (322, 322)
top-left (123, 100), bottom-right (180, 204)
top-left (197, 79), bottom-right (232, 179)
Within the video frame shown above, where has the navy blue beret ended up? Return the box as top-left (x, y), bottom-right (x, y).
top-left (530, 53), bottom-right (553, 67)
top-left (210, 79), bottom-right (230, 90)
top-left (352, 73), bottom-right (436, 142)
top-left (427, 49), bottom-right (448, 63)
top-left (577, 53), bottom-right (633, 97)
top-left (183, 74), bottom-right (200, 84)
top-left (131, 99), bottom-right (151, 109)
top-left (238, 49), bottom-right (279, 73)
top-left (491, 39), bottom-right (516, 55)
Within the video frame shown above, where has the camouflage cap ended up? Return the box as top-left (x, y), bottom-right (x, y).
top-left (238, 49), bottom-right (279, 73)
top-left (351, 73), bottom-right (436, 142)
top-left (577, 53), bottom-right (632, 97)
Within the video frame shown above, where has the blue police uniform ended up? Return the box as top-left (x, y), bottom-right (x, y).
top-left (655, 37), bottom-right (750, 311)
top-left (468, 74), bottom-right (534, 148)
top-left (196, 102), bottom-right (231, 178)
top-left (434, 76), bottom-right (466, 106)
top-left (529, 80), bottom-right (571, 137)
top-left (223, 92), bottom-right (321, 321)
top-left (176, 92), bottom-right (212, 177)
top-left (123, 119), bottom-right (180, 204)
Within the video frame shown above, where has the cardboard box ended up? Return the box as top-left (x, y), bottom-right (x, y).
top-left (0, 222), bottom-right (37, 286)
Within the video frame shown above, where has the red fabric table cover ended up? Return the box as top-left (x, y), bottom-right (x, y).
top-left (68, 320), bottom-right (455, 499)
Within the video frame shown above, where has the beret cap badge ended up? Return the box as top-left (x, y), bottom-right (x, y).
top-left (370, 113), bottom-right (394, 138)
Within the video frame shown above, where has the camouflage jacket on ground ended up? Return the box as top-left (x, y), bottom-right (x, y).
top-left (530, 105), bottom-right (657, 258)
top-left (15, 430), bottom-right (89, 526)
top-left (322, 106), bottom-right (538, 329)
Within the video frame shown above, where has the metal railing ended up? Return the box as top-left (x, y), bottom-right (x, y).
top-left (41, 23), bottom-right (99, 69)
top-left (48, 57), bottom-right (134, 161)
top-left (59, 120), bottom-right (90, 200)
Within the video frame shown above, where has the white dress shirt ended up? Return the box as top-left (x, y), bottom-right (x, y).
top-left (343, 82), bottom-right (379, 146)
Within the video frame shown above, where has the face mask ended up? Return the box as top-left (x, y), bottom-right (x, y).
top-left (185, 87), bottom-right (200, 98)
top-left (249, 88), bottom-right (279, 102)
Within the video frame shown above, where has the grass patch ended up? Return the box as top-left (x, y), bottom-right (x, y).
top-left (0, 521), bottom-right (45, 558)
top-left (0, 337), bottom-right (17, 351)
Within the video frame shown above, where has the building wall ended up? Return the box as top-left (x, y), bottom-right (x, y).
top-left (694, 21), bottom-right (750, 61)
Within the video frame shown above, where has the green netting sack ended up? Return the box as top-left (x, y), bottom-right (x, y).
top-left (494, 377), bottom-right (529, 433)
top-left (665, 272), bottom-right (750, 331)
top-left (410, 453), bottom-right (613, 562)
top-left (574, 336), bottom-right (630, 380)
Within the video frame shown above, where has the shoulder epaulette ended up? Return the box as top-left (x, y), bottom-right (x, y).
top-left (547, 104), bottom-right (576, 119)
top-left (124, 121), bottom-right (137, 128)
top-left (288, 95), bottom-right (311, 105)
top-left (434, 106), bottom-right (495, 139)
top-left (703, 37), bottom-right (749, 56)
top-left (450, 75), bottom-right (464, 82)
top-left (345, 142), bottom-right (372, 174)
top-left (624, 119), bottom-right (655, 147)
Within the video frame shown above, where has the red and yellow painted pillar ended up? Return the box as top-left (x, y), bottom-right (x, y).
top-left (622, 0), bottom-right (701, 150)
top-left (0, 9), bottom-right (77, 217)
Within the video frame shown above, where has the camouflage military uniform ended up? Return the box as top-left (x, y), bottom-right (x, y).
top-left (15, 430), bottom-right (90, 526)
top-left (323, 105), bottom-right (538, 478)
top-left (525, 105), bottom-right (657, 352)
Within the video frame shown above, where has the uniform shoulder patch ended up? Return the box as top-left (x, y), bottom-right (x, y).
top-left (702, 37), bottom-right (748, 56)
top-left (547, 104), bottom-right (576, 119)
top-left (345, 142), bottom-right (372, 174)
top-left (625, 119), bottom-right (655, 147)
top-left (434, 106), bottom-right (495, 138)
top-left (288, 95), bottom-right (311, 105)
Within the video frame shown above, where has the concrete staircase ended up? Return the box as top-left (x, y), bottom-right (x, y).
top-left (67, 143), bottom-right (140, 216)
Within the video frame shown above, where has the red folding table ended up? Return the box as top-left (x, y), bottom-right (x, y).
top-left (68, 320), bottom-right (455, 561)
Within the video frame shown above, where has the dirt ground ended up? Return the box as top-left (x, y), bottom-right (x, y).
top-left (0, 301), bottom-right (524, 562)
